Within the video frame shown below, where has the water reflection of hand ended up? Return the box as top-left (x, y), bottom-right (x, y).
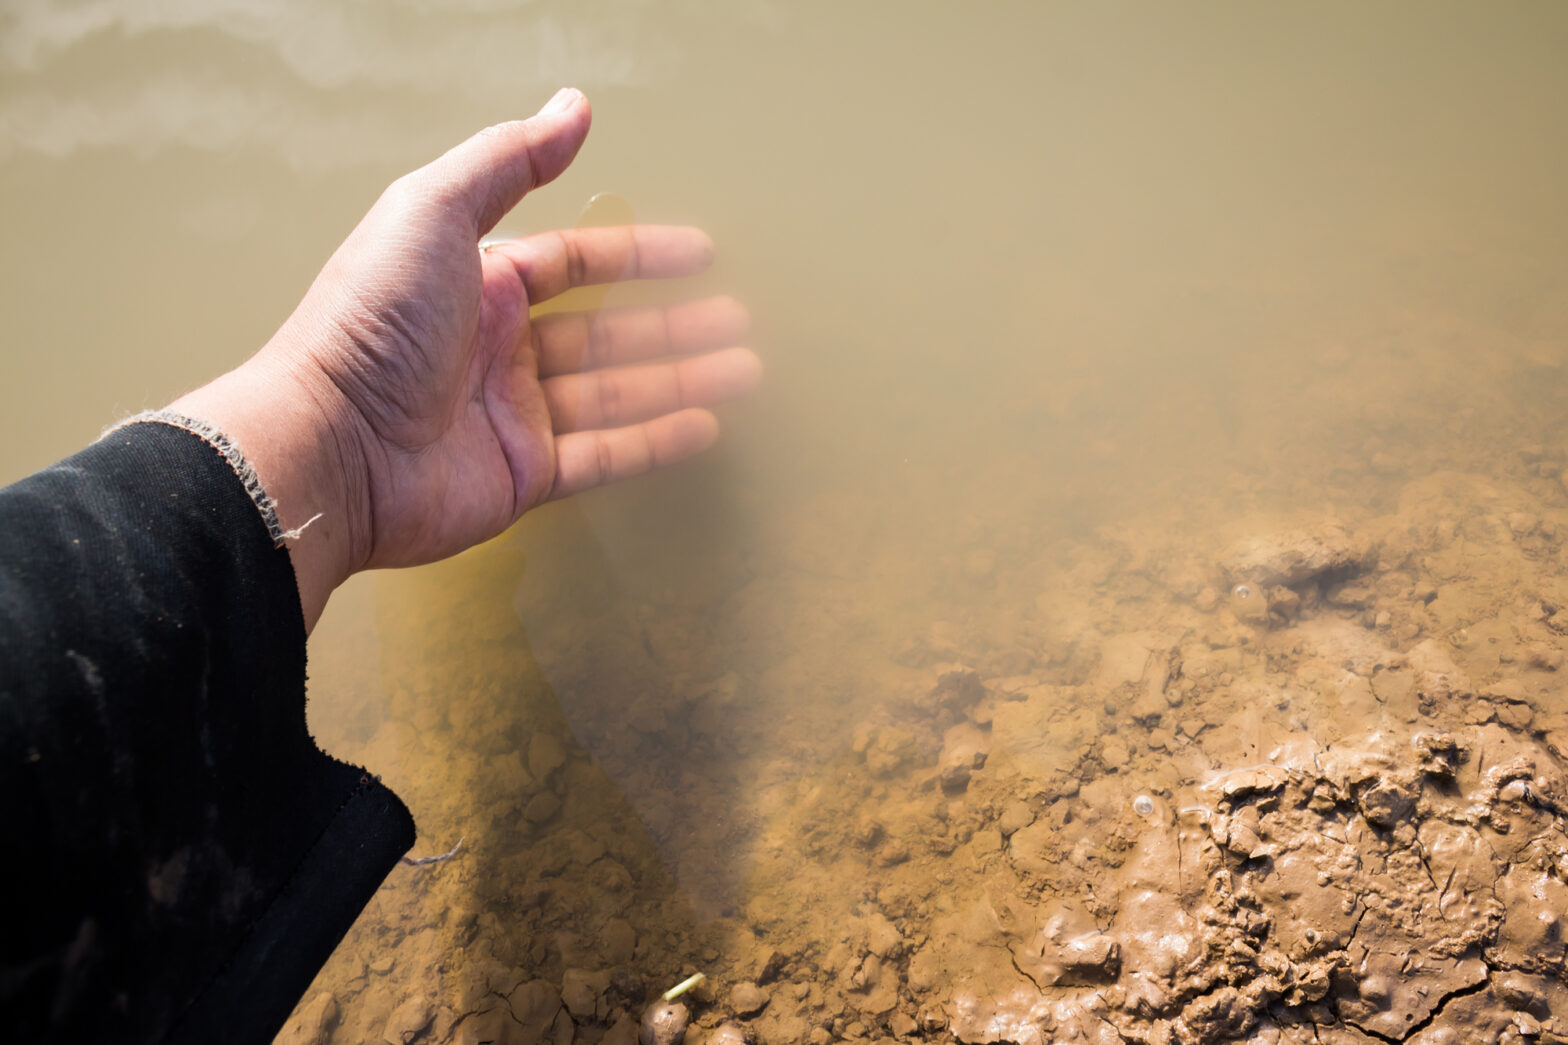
top-left (171, 88), bottom-right (759, 629)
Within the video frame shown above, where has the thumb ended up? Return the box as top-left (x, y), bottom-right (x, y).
top-left (422, 88), bottom-right (592, 235)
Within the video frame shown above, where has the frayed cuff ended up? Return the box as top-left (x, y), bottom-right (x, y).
top-left (101, 411), bottom-right (316, 548)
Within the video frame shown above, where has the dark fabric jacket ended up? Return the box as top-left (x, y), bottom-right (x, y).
top-left (0, 422), bottom-right (414, 1043)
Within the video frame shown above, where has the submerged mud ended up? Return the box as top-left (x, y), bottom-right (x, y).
top-left (281, 316), bottom-right (1568, 1045)
top-left (282, 462), bottom-right (1568, 1044)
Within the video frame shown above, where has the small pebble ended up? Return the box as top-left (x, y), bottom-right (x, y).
top-left (709, 1023), bottom-right (753, 1045)
top-left (939, 763), bottom-right (972, 793)
top-left (729, 981), bottom-right (769, 1017)
top-left (1527, 645), bottom-right (1563, 671)
top-left (639, 1001), bottom-right (689, 1045)
top-left (964, 547), bottom-right (996, 581)
top-left (523, 791), bottom-right (561, 824)
top-left (382, 997), bottom-right (433, 1045)
top-left (997, 800), bottom-right (1035, 836)
top-left (1508, 512), bottom-right (1538, 537)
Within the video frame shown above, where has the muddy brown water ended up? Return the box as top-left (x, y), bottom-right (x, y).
top-left (5, 3), bottom-right (1568, 1043)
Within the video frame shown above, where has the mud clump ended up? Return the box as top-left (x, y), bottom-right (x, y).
top-left (891, 728), bottom-right (1568, 1044)
top-left (1152, 729), bottom-right (1565, 1043)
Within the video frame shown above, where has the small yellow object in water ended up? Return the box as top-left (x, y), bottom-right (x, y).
top-left (661, 972), bottom-right (706, 1002)
top-left (576, 191), bottom-right (635, 228)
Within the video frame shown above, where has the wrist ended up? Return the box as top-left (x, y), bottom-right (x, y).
top-left (168, 348), bottom-right (373, 632)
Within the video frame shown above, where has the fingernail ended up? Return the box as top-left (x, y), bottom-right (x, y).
top-left (542, 87), bottom-right (582, 115)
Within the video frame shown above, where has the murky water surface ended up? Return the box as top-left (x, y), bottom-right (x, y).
top-left (6, 4), bottom-right (1568, 1042)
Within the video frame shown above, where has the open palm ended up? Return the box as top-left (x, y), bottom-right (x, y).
top-left (272, 89), bottom-right (759, 570)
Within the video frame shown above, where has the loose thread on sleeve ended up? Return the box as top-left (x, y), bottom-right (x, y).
top-left (101, 411), bottom-right (314, 549)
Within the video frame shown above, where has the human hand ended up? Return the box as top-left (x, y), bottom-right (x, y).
top-left (172, 89), bottom-right (760, 629)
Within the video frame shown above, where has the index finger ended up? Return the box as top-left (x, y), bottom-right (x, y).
top-left (485, 226), bottom-right (715, 305)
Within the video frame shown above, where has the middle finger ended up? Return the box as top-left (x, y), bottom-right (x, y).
top-left (533, 296), bottom-right (750, 378)
top-left (543, 347), bottom-right (762, 434)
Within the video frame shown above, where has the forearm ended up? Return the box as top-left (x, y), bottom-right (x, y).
top-left (169, 349), bottom-right (370, 633)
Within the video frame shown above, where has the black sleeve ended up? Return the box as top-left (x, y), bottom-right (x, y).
top-left (0, 422), bottom-right (415, 1045)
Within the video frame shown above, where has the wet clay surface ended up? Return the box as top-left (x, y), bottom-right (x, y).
top-left (280, 316), bottom-right (1568, 1045)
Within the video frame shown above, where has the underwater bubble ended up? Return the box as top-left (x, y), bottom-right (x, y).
top-left (1133, 794), bottom-right (1154, 816)
top-left (1229, 582), bottom-right (1270, 620)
